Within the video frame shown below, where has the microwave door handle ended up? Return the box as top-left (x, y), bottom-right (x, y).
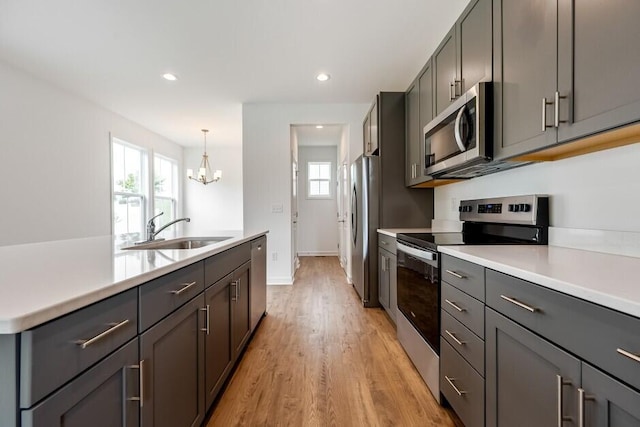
top-left (454, 105), bottom-right (467, 152)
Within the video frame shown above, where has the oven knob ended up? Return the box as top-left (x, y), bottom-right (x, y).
top-left (519, 203), bottom-right (531, 212)
top-left (508, 204), bottom-right (515, 212)
top-left (458, 206), bottom-right (463, 212)
top-left (513, 204), bottom-right (520, 212)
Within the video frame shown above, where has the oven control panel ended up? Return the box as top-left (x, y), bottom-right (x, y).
top-left (459, 195), bottom-right (549, 226)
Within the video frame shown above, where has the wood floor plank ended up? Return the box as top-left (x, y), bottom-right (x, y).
top-left (206, 256), bottom-right (459, 427)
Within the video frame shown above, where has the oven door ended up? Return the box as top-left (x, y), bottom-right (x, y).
top-left (396, 242), bottom-right (440, 354)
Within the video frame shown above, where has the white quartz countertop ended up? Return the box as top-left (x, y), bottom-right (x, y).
top-left (0, 230), bottom-right (268, 334)
top-left (377, 228), bottom-right (432, 237)
top-left (438, 245), bottom-right (640, 318)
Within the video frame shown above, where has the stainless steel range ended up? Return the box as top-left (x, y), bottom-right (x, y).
top-left (395, 194), bottom-right (549, 401)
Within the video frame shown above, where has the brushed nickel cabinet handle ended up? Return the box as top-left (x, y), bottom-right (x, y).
top-left (139, 359), bottom-right (145, 408)
top-left (445, 330), bottom-right (466, 346)
top-left (200, 305), bottom-right (210, 335)
top-left (236, 278), bottom-right (240, 300)
top-left (616, 347), bottom-right (640, 363)
top-left (381, 255), bottom-right (386, 272)
top-left (75, 319), bottom-right (130, 349)
top-left (500, 295), bottom-right (537, 313)
top-left (170, 281), bottom-right (197, 295)
top-left (555, 91), bottom-right (567, 128)
top-left (123, 363), bottom-right (141, 419)
top-left (449, 82), bottom-right (455, 101)
top-left (444, 376), bottom-right (467, 396)
top-left (556, 375), bottom-right (572, 427)
top-left (578, 388), bottom-right (596, 427)
top-left (542, 97), bottom-right (554, 131)
top-left (444, 299), bottom-right (465, 313)
top-left (445, 270), bottom-right (465, 279)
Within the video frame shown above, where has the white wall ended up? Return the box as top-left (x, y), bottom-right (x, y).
top-left (243, 103), bottom-right (369, 284)
top-left (435, 142), bottom-right (640, 231)
top-left (0, 60), bottom-right (183, 246)
top-left (183, 145), bottom-right (243, 234)
top-left (297, 146), bottom-right (338, 256)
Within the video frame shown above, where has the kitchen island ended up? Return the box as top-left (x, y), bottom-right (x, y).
top-left (0, 230), bottom-right (268, 427)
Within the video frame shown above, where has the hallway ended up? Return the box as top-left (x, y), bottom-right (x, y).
top-left (207, 256), bottom-right (458, 426)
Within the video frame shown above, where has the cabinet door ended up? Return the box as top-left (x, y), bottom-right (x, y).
top-left (405, 80), bottom-right (419, 186)
top-left (457, 0), bottom-right (492, 94)
top-left (140, 295), bottom-right (205, 427)
top-left (22, 339), bottom-right (139, 427)
top-left (231, 262), bottom-right (251, 357)
top-left (388, 252), bottom-right (397, 323)
top-left (581, 363), bottom-right (640, 427)
top-left (204, 275), bottom-right (232, 409)
top-left (250, 236), bottom-right (267, 332)
top-left (370, 96), bottom-right (379, 155)
top-left (363, 114), bottom-right (371, 155)
top-left (486, 308), bottom-right (580, 427)
top-left (433, 26), bottom-right (458, 116)
top-left (493, 0), bottom-right (558, 159)
top-left (557, 0), bottom-right (640, 143)
top-left (378, 248), bottom-right (390, 310)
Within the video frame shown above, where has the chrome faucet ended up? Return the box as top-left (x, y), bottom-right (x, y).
top-left (140, 212), bottom-right (191, 243)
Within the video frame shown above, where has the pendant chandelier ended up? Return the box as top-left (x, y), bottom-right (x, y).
top-left (187, 129), bottom-right (222, 185)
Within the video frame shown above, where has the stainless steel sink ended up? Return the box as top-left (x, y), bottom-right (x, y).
top-left (123, 237), bottom-right (232, 250)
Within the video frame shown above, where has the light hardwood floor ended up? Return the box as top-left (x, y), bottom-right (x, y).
top-left (206, 256), bottom-right (459, 427)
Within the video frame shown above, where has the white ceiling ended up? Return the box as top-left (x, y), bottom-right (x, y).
top-left (294, 124), bottom-right (344, 146)
top-left (0, 0), bottom-right (468, 147)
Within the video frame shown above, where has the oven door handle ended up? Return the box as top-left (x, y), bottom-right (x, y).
top-left (397, 243), bottom-right (437, 263)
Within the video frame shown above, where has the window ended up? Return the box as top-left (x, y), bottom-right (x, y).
top-left (307, 161), bottom-right (332, 198)
top-left (112, 139), bottom-right (147, 239)
top-left (154, 155), bottom-right (178, 229)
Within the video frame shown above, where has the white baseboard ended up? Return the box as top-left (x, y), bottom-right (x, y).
top-left (267, 276), bottom-right (294, 285)
top-left (297, 251), bottom-right (339, 256)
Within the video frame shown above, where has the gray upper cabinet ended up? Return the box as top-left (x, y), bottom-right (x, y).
top-left (493, 0), bottom-right (559, 159)
top-left (405, 79), bottom-right (420, 186)
top-left (433, 26), bottom-right (458, 116)
top-left (140, 295), bottom-right (205, 427)
top-left (495, 0), bottom-right (640, 160)
top-left (557, 0), bottom-right (640, 144)
top-left (457, 0), bottom-right (492, 94)
top-left (486, 308), bottom-right (580, 427)
top-left (364, 96), bottom-right (379, 156)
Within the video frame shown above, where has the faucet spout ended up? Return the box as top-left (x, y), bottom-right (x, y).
top-left (151, 217), bottom-right (191, 240)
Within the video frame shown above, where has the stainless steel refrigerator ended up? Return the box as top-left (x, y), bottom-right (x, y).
top-left (350, 155), bottom-right (380, 307)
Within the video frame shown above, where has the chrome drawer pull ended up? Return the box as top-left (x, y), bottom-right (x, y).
top-left (444, 299), bottom-right (465, 313)
top-left (445, 270), bottom-right (465, 279)
top-left (444, 376), bottom-right (467, 396)
top-left (75, 319), bottom-right (130, 349)
top-left (500, 295), bottom-right (537, 313)
top-left (556, 375), bottom-right (572, 427)
top-left (445, 330), bottom-right (466, 346)
top-left (170, 281), bottom-right (197, 295)
top-left (578, 388), bottom-right (596, 427)
top-left (616, 347), bottom-right (640, 363)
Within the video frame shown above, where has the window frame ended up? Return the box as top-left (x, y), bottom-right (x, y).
top-left (306, 161), bottom-right (333, 200)
top-left (153, 153), bottom-right (179, 229)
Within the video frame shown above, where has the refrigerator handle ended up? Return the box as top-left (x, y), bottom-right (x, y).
top-left (351, 186), bottom-right (357, 245)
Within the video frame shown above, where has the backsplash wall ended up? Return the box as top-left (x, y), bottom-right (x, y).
top-left (435, 141), bottom-right (640, 237)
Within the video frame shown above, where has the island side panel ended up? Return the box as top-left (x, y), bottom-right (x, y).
top-left (0, 334), bottom-right (18, 427)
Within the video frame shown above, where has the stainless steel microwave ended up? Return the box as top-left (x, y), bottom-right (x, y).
top-left (423, 82), bottom-right (519, 179)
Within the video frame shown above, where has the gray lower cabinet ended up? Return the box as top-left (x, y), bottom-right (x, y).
top-left (485, 308), bottom-right (580, 427)
top-left (21, 338), bottom-right (140, 427)
top-left (204, 274), bottom-right (233, 409)
top-left (377, 233), bottom-right (397, 324)
top-left (250, 236), bottom-right (267, 332)
top-left (581, 363), bottom-right (640, 427)
top-left (378, 247), bottom-right (390, 311)
top-left (140, 295), bottom-right (206, 427)
top-left (231, 261), bottom-right (251, 357)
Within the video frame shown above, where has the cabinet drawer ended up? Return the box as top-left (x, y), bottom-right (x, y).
top-left (486, 269), bottom-right (640, 391)
top-left (441, 310), bottom-right (485, 376)
top-left (442, 282), bottom-right (484, 338)
top-left (139, 261), bottom-right (204, 332)
top-left (440, 340), bottom-right (484, 427)
top-left (205, 242), bottom-right (250, 287)
top-left (441, 254), bottom-right (485, 301)
top-left (20, 288), bottom-right (138, 407)
top-left (378, 233), bottom-right (397, 253)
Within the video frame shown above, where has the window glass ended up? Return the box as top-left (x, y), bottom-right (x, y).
top-left (112, 139), bottom-right (146, 240)
top-left (154, 155), bottom-right (178, 229)
top-left (307, 161), bottom-right (332, 198)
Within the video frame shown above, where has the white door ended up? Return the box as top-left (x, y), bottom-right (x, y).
top-left (291, 158), bottom-right (300, 272)
top-left (337, 161), bottom-right (349, 269)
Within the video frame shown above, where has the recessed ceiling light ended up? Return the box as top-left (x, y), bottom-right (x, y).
top-left (316, 73), bottom-right (330, 82)
top-left (162, 73), bottom-right (178, 81)
top-left (316, 125), bottom-right (324, 129)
